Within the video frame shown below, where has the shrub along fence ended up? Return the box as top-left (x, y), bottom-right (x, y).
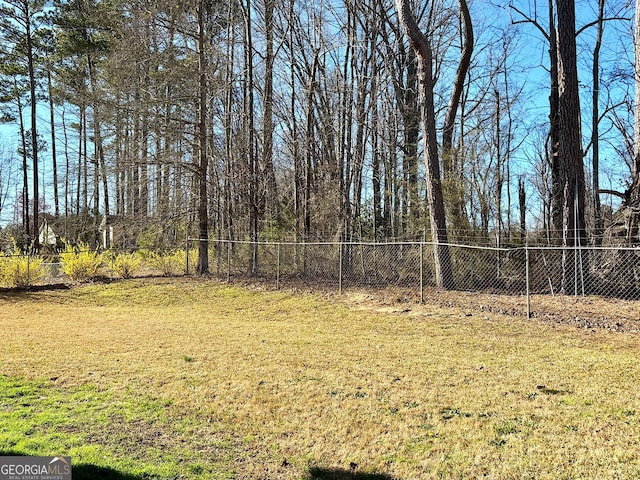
top-left (0, 247), bottom-right (188, 287)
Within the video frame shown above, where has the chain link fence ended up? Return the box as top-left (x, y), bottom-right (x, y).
top-left (213, 241), bottom-right (640, 299)
top-left (201, 240), bottom-right (640, 330)
top-left (3, 240), bottom-right (639, 331)
top-left (206, 241), bottom-right (528, 293)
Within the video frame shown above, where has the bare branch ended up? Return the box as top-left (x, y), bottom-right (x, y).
top-left (576, 17), bottom-right (631, 37)
top-left (508, 4), bottom-right (550, 42)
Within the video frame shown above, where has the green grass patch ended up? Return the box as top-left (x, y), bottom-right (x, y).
top-left (1, 277), bottom-right (640, 478)
top-left (0, 375), bottom-right (234, 479)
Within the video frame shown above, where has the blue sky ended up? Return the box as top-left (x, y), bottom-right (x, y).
top-left (0, 0), bottom-right (635, 230)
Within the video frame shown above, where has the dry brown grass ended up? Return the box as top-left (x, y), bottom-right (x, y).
top-left (2, 277), bottom-right (640, 479)
top-left (339, 285), bottom-right (640, 333)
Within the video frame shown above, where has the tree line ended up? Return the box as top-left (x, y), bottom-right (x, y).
top-left (1, 0), bottom-right (639, 283)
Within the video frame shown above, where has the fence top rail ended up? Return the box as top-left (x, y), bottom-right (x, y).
top-left (526, 245), bottom-right (640, 252)
top-left (193, 238), bottom-right (521, 252)
top-left (5, 241), bottom-right (639, 256)
top-left (189, 238), bottom-right (640, 253)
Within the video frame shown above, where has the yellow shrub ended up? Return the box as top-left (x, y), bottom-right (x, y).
top-left (0, 250), bottom-right (45, 288)
top-left (60, 244), bottom-right (103, 282)
top-left (113, 252), bottom-right (141, 279)
top-left (147, 250), bottom-right (188, 276)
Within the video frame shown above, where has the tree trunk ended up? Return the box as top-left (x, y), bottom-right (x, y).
top-left (262, 0), bottom-right (277, 219)
top-left (556, 0), bottom-right (586, 247)
top-left (61, 105), bottom-right (70, 219)
top-left (379, 13), bottom-right (419, 237)
top-left (338, 7), bottom-right (352, 240)
top-left (402, 49), bottom-right (420, 235)
top-left (592, 0), bottom-right (605, 242)
top-left (25, 7), bottom-right (39, 250)
top-left (350, 25), bottom-right (372, 239)
top-left (549, 1), bottom-right (562, 243)
top-left (519, 177), bottom-right (526, 243)
top-left (196, 0), bottom-right (209, 275)
top-left (16, 81), bottom-right (29, 240)
top-left (139, 89), bottom-right (149, 219)
top-left (47, 68), bottom-right (59, 218)
top-left (304, 50), bottom-right (319, 242)
top-left (396, 0), bottom-right (454, 290)
top-left (555, 0), bottom-right (587, 295)
top-left (77, 104), bottom-right (84, 216)
top-left (632, 0), bottom-right (640, 193)
top-left (114, 98), bottom-right (125, 216)
top-left (442, 0), bottom-right (474, 239)
top-left (244, 0), bottom-right (259, 274)
top-left (286, 0), bottom-right (301, 245)
top-left (495, 88), bottom-right (503, 244)
top-left (627, 0), bottom-right (640, 242)
top-left (371, 77), bottom-right (383, 239)
top-left (224, 3), bottom-right (236, 241)
top-left (87, 56), bottom-right (109, 218)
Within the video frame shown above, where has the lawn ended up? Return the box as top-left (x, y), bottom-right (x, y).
top-left (1, 278), bottom-right (640, 479)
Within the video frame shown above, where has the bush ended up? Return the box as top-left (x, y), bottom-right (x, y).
top-left (113, 252), bottom-right (142, 279)
top-left (147, 250), bottom-right (187, 276)
top-left (0, 250), bottom-right (45, 288)
top-left (60, 244), bottom-right (103, 282)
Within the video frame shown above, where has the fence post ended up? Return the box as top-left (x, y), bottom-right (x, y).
top-left (420, 242), bottom-right (424, 304)
top-left (525, 245), bottom-right (531, 319)
top-left (339, 242), bottom-right (343, 295)
top-left (227, 240), bottom-right (231, 283)
top-left (185, 238), bottom-right (190, 275)
top-left (276, 242), bottom-right (281, 290)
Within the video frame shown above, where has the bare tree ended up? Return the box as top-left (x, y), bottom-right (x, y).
top-left (442, 0), bottom-right (474, 238)
top-left (396, 0), bottom-right (454, 289)
top-left (555, 0), bottom-right (587, 248)
top-left (196, 0), bottom-right (209, 274)
top-left (626, 0), bottom-right (640, 241)
top-left (591, 0), bottom-right (606, 240)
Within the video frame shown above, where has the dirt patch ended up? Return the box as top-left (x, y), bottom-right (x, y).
top-left (334, 285), bottom-right (640, 334)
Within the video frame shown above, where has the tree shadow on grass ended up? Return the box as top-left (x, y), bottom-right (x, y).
top-left (72, 464), bottom-right (142, 480)
top-left (0, 284), bottom-right (71, 296)
top-left (0, 451), bottom-right (141, 480)
top-left (307, 466), bottom-right (397, 480)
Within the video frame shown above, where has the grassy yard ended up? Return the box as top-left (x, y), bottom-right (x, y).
top-left (1, 278), bottom-right (640, 479)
